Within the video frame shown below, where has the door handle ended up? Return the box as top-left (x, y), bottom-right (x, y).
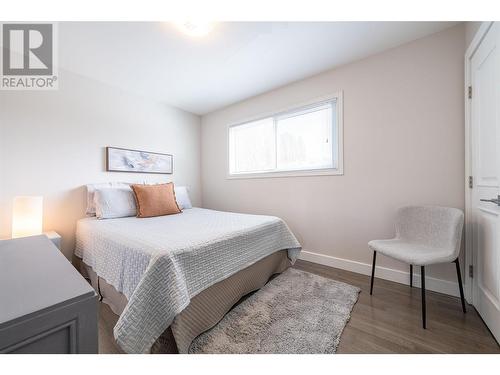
top-left (480, 195), bottom-right (500, 206)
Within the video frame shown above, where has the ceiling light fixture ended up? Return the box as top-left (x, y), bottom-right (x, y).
top-left (174, 21), bottom-right (214, 37)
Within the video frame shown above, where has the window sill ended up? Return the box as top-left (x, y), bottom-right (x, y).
top-left (226, 168), bottom-right (343, 180)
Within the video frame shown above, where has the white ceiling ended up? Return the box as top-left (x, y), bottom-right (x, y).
top-left (59, 22), bottom-right (458, 115)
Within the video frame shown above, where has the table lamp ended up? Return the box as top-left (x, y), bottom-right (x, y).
top-left (12, 196), bottom-right (43, 238)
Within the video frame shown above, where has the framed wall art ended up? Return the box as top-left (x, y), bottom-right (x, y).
top-left (106, 147), bottom-right (173, 174)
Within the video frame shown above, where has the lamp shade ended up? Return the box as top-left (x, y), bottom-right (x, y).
top-left (12, 196), bottom-right (43, 238)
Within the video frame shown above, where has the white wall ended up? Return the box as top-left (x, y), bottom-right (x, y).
top-left (0, 70), bottom-right (201, 259)
top-left (201, 24), bottom-right (466, 291)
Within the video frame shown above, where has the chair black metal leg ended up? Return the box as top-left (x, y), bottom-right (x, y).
top-left (370, 251), bottom-right (377, 295)
top-left (421, 266), bottom-right (426, 329)
top-left (454, 258), bottom-right (467, 313)
top-left (410, 264), bottom-right (413, 288)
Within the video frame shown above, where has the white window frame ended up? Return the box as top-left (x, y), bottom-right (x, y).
top-left (227, 92), bottom-right (344, 179)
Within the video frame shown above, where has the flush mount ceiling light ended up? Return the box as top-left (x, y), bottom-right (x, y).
top-left (174, 21), bottom-right (215, 37)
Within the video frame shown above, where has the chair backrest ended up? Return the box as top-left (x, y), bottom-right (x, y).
top-left (395, 206), bottom-right (464, 256)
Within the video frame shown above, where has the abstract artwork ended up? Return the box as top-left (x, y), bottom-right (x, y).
top-left (106, 147), bottom-right (173, 174)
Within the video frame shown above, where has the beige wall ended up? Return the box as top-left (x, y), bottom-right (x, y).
top-left (201, 24), bottom-right (466, 287)
top-left (0, 70), bottom-right (201, 259)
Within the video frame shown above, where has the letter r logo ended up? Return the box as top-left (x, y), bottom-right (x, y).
top-left (2, 24), bottom-right (53, 76)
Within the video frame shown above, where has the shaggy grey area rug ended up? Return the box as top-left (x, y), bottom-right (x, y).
top-left (189, 268), bottom-right (360, 354)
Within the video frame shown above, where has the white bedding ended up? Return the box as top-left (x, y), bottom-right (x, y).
top-left (75, 207), bottom-right (301, 353)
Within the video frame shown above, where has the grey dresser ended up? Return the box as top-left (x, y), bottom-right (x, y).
top-left (0, 235), bottom-right (98, 353)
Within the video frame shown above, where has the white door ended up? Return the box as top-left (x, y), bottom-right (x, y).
top-left (470, 22), bottom-right (500, 342)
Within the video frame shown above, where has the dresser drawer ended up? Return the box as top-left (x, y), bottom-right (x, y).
top-left (0, 236), bottom-right (98, 354)
top-left (0, 294), bottom-right (97, 354)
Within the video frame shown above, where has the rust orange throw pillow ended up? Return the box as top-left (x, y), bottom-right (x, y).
top-left (131, 183), bottom-right (181, 218)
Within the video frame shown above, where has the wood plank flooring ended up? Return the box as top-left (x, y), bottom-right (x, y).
top-left (98, 259), bottom-right (500, 354)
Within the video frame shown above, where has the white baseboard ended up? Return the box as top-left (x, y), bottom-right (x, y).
top-left (298, 250), bottom-right (461, 298)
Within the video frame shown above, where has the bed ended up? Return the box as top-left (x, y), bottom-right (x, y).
top-left (75, 207), bottom-right (301, 353)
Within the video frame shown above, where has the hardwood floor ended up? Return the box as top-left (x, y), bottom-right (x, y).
top-left (98, 302), bottom-right (123, 354)
top-left (295, 260), bottom-right (499, 353)
top-left (98, 260), bottom-right (500, 354)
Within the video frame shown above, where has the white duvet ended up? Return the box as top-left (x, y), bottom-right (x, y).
top-left (75, 208), bottom-right (301, 353)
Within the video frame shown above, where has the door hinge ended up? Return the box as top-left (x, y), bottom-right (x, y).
top-left (469, 176), bottom-right (473, 189)
top-left (469, 265), bottom-right (474, 278)
top-left (468, 86), bottom-right (472, 99)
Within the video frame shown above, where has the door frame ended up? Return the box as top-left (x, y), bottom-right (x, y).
top-left (464, 21), bottom-right (494, 303)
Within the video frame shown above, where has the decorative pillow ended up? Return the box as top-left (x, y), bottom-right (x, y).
top-left (94, 187), bottom-right (137, 219)
top-left (131, 183), bottom-right (181, 218)
top-left (174, 186), bottom-right (193, 209)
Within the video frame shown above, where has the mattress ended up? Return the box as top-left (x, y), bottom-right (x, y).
top-left (75, 208), bottom-right (301, 353)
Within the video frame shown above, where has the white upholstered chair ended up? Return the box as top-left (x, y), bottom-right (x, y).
top-left (368, 206), bottom-right (466, 328)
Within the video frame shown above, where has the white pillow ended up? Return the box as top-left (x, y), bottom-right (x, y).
top-left (174, 186), bottom-right (192, 209)
top-left (86, 182), bottom-right (132, 215)
top-left (94, 187), bottom-right (137, 219)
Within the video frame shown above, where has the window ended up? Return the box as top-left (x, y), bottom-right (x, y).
top-left (228, 95), bottom-right (342, 177)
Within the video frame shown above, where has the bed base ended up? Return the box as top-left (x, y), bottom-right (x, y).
top-left (79, 250), bottom-right (291, 353)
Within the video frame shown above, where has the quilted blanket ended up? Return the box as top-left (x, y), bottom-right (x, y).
top-left (75, 208), bottom-right (301, 353)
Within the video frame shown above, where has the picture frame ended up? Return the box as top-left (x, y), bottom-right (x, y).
top-left (106, 147), bottom-right (173, 174)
